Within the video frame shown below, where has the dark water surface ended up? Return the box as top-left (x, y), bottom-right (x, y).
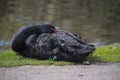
top-left (0, 0), bottom-right (120, 51)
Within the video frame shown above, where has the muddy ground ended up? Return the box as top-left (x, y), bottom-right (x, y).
top-left (0, 63), bottom-right (120, 80)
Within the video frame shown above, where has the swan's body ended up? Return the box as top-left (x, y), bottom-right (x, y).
top-left (11, 25), bottom-right (95, 62)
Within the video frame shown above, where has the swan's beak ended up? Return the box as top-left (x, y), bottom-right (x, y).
top-left (53, 28), bottom-right (57, 33)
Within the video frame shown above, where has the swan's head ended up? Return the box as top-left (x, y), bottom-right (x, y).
top-left (41, 24), bottom-right (57, 33)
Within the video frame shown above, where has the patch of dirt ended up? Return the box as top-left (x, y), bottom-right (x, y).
top-left (0, 63), bottom-right (120, 80)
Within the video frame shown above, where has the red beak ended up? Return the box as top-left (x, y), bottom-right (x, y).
top-left (53, 29), bottom-right (57, 33)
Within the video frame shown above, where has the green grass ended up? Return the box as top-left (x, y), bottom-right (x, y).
top-left (87, 45), bottom-right (120, 62)
top-left (0, 45), bottom-right (120, 67)
top-left (0, 50), bottom-right (73, 67)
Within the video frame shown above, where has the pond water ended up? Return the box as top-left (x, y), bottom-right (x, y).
top-left (0, 0), bottom-right (120, 51)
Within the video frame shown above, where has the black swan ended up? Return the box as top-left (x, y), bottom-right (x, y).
top-left (11, 24), bottom-right (95, 62)
top-left (11, 24), bottom-right (57, 53)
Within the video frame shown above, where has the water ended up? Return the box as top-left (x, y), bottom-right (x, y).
top-left (0, 0), bottom-right (120, 51)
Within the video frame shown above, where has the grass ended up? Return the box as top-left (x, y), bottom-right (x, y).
top-left (0, 45), bottom-right (120, 67)
top-left (87, 45), bottom-right (120, 62)
top-left (0, 50), bottom-right (73, 67)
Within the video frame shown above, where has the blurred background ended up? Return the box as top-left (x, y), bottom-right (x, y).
top-left (0, 0), bottom-right (120, 51)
